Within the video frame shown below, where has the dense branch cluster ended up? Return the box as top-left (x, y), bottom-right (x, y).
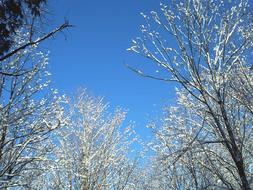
top-left (128, 0), bottom-right (253, 189)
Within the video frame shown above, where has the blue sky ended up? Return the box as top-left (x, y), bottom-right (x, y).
top-left (46, 0), bottom-right (176, 137)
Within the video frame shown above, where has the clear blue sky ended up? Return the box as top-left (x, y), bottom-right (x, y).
top-left (46, 0), bottom-right (176, 137)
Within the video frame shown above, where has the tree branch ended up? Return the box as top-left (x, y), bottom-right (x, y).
top-left (0, 22), bottom-right (73, 62)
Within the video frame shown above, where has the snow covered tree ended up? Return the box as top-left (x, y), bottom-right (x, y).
top-left (35, 89), bottom-right (140, 190)
top-left (0, 2), bottom-right (71, 188)
top-left (128, 0), bottom-right (253, 189)
top-left (0, 32), bottom-right (66, 189)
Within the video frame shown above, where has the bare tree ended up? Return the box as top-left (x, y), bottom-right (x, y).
top-left (128, 0), bottom-right (253, 189)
